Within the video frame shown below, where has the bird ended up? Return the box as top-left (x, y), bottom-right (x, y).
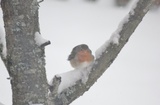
top-left (68, 44), bottom-right (94, 69)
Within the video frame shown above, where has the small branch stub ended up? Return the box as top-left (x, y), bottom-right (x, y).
top-left (49, 75), bottom-right (61, 95)
top-left (40, 40), bottom-right (51, 48)
top-left (38, 0), bottom-right (44, 4)
top-left (34, 32), bottom-right (51, 47)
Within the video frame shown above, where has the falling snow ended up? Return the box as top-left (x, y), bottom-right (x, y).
top-left (0, 1), bottom-right (160, 105)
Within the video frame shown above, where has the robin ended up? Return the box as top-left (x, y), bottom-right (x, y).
top-left (68, 44), bottom-right (94, 69)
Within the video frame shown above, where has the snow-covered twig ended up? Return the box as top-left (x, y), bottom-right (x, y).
top-left (38, 0), bottom-right (44, 4)
top-left (49, 66), bottom-right (92, 94)
top-left (49, 75), bottom-right (61, 96)
top-left (34, 32), bottom-right (51, 47)
top-left (50, 0), bottom-right (155, 105)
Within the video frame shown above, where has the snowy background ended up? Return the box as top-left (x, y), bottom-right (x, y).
top-left (0, 0), bottom-right (160, 105)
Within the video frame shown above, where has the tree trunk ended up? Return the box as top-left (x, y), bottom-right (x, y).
top-left (1, 0), bottom-right (49, 105)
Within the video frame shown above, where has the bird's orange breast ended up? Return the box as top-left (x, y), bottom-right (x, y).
top-left (77, 50), bottom-right (94, 62)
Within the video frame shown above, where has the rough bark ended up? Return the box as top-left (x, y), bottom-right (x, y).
top-left (1, 0), bottom-right (49, 105)
top-left (49, 0), bottom-right (155, 105)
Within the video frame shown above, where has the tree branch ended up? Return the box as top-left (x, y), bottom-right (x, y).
top-left (50, 0), bottom-right (155, 105)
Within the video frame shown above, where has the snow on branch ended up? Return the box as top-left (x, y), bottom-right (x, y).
top-left (49, 0), bottom-right (155, 105)
top-left (0, 26), bottom-right (7, 59)
top-left (49, 65), bottom-right (92, 94)
top-left (34, 32), bottom-right (51, 47)
top-left (95, 0), bottom-right (154, 59)
top-left (95, 14), bottom-right (129, 58)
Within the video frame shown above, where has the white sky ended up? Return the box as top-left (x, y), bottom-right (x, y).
top-left (0, 0), bottom-right (160, 105)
